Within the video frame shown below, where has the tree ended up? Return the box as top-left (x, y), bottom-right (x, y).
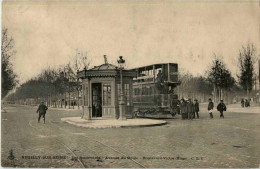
top-left (1, 28), bottom-right (18, 98)
top-left (206, 54), bottom-right (235, 102)
top-left (69, 50), bottom-right (90, 108)
top-left (177, 69), bottom-right (213, 101)
top-left (237, 43), bottom-right (256, 97)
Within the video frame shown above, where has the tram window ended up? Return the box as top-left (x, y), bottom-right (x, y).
top-left (149, 69), bottom-right (153, 76)
top-left (134, 88), bottom-right (140, 95)
top-left (103, 83), bottom-right (111, 106)
top-left (142, 86), bottom-right (149, 95)
top-left (149, 86), bottom-right (154, 95)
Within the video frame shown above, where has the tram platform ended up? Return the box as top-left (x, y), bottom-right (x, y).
top-left (61, 117), bottom-right (167, 128)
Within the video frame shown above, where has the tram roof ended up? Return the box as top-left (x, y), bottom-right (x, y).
top-left (129, 63), bottom-right (178, 71)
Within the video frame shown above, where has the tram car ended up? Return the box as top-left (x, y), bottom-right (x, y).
top-left (130, 63), bottom-right (180, 118)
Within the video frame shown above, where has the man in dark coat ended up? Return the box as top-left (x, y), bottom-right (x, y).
top-left (208, 98), bottom-right (214, 119)
top-left (180, 99), bottom-right (187, 120)
top-left (194, 99), bottom-right (199, 118)
top-left (245, 99), bottom-right (249, 107)
top-left (217, 100), bottom-right (226, 118)
top-left (36, 101), bottom-right (48, 124)
top-left (241, 99), bottom-right (244, 108)
top-left (187, 98), bottom-right (194, 120)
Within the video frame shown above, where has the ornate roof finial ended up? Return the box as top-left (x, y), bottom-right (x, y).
top-left (104, 55), bottom-right (108, 64)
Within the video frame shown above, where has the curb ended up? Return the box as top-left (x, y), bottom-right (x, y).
top-left (62, 118), bottom-right (167, 129)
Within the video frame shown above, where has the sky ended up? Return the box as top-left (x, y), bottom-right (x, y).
top-left (2, 0), bottom-right (260, 83)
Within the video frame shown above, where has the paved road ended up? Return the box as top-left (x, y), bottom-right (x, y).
top-left (1, 104), bottom-right (260, 168)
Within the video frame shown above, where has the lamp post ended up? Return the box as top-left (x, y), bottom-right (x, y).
top-left (117, 56), bottom-right (126, 120)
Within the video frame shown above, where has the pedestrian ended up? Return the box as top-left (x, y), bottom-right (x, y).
top-left (187, 98), bottom-right (194, 120)
top-left (180, 98), bottom-right (187, 120)
top-left (194, 99), bottom-right (199, 118)
top-left (36, 101), bottom-right (48, 124)
top-left (245, 99), bottom-right (249, 107)
top-left (208, 98), bottom-right (214, 119)
top-left (241, 99), bottom-right (244, 108)
top-left (177, 99), bottom-right (181, 115)
top-left (217, 100), bottom-right (227, 118)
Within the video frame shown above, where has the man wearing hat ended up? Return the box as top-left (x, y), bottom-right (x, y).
top-left (194, 99), bottom-right (199, 118)
top-left (208, 98), bottom-right (214, 119)
top-left (186, 98), bottom-right (194, 120)
top-left (217, 100), bottom-right (227, 118)
top-left (36, 101), bottom-right (48, 124)
top-left (180, 98), bottom-right (187, 119)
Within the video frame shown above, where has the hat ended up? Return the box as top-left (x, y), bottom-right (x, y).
top-left (194, 99), bottom-right (198, 101)
top-left (41, 101), bottom-right (44, 103)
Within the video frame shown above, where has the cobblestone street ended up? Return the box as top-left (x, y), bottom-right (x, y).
top-left (1, 104), bottom-right (260, 168)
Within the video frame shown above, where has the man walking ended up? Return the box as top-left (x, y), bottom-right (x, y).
top-left (194, 99), bottom-right (199, 119)
top-left (217, 100), bottom-right (227, 118)
top-left (241, 99), bottom-right (244, 108)
top-left (208, 98), bottom-right (214, 119)
top-left (36, 101), bottom-right (48, 124)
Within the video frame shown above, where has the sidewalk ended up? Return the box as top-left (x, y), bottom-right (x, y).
top-left (61, 117), bottom-right (167, 128)
top-left (225, 104), bottom-right (260, 114)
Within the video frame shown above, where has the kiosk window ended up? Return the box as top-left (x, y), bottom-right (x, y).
top-left (103, 83), bottom-right (111, 106)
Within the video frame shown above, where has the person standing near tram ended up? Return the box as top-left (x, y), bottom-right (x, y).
top-left (194, 99), bottom-right (199, 119)
top-left (180, 98), bottom-right (187, 120)
top-left (187, 98), bottom-right (194, 120)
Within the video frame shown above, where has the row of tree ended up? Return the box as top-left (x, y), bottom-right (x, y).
top-left (6, 54), bottom-right (89, 106)
top-left (2, 28), bottom-right (90, 105)
top-left (176, 43), bottom-right (258, 103)
top-left (2, 27), bottom-right (258, 104)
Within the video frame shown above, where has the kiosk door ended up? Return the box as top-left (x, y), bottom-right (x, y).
top-left (92, 83), bottom-right (102, 117)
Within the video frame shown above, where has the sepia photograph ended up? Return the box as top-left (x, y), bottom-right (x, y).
top-left (1, 0), bottom-right (260, 168)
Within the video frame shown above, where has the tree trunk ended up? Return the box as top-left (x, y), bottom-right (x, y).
top-left (77, 79), bottom-right (80, 110)
top-left (220, 88), bottom-right (223, 100)
top-left (214, 86), bottom-right (216, 103)
top-left (247, 87), bottom-right (249, 99)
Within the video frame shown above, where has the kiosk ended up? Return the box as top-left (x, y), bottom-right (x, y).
top-left (77, 56), bottom-right (136, 120)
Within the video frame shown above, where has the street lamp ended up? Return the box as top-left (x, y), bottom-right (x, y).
top-left (117, 56), bottom-right (126, 120)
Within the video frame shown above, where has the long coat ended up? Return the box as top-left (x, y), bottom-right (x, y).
top-left (37, 104), bottom-right (48, 114)
top-left (208, 101), bottom-right (214, 111)
top-left (180, 101), bottom-right (187, 114)
top-left (217, 103), bottom-right (226, 112)
top-left (194, 102), bottom-right (199, 112)
top-left (186, 101), bottom-right (194, 113)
